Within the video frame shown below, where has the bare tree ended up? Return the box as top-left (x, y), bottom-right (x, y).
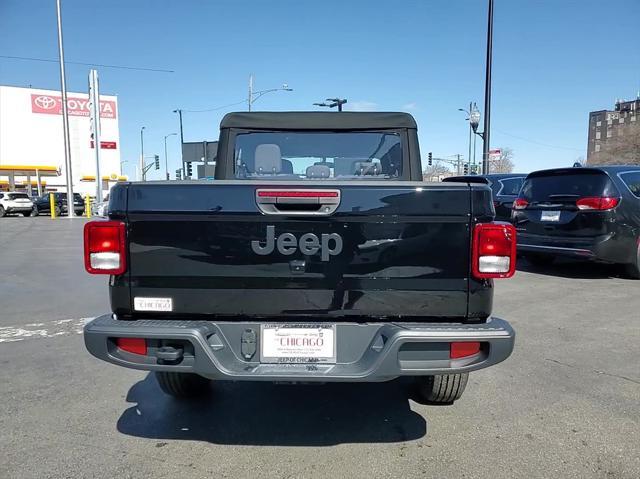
top-left (589, 122), bottom-right (640, 165)
top-left (490, 147), bottom-right (515, 173)
top-left (423, 162), bottom-right (451, 181)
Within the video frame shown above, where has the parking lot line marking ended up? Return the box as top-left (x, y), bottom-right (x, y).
top-left (0, 317), bottom-right (94, 343)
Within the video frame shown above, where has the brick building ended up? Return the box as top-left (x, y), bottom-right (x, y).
top-left (587, 97), bottom-right (640, 164)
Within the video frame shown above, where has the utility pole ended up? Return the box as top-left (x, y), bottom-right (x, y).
top-left (88, 69), bottom-right (102, 202)
top-left (140, 126), bottom-right (146, 181)
top-left (56, 0), bottom-right (74, 217)
top-left (467, 102), bottom-right (472, 175)
top-left (164, 133), bottom-right (176, 181)
top-left (172, 109), bottom-right (185, 177)
top-left (248, 74), bottom-right (254, 111)
top-left (482, 0), bottom-right (494, 175)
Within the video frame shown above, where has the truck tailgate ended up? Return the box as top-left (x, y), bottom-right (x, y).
top-left (119, 181), bottom-right (476, 320)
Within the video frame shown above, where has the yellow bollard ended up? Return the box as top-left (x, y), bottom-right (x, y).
top-left (85, 194), bottom-right (91, 218)
top-left (49, 192), bottom-right (56, 219)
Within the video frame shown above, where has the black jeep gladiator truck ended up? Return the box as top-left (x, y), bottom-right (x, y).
top-left (83, 112), bottom-right (516, 404)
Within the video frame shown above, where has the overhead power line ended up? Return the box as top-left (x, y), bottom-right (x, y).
top-left (181, 99), bottom-right (248, 113)
top-left (0, 54), bottom-right (174, 73)
top-left (493, 128), bottom-right (584, 152)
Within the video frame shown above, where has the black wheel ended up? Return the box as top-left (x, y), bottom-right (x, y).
top-left (31, 206), bottom-right (39, 217)
top-left (525, 253), bottom-right (555, 266)
top-left (54, 206), bottom-right (61, 217)
top-left (623, 242), bottom-right (640, 279)
top-left (414, 373), bottom-right (468, 404)
top-left (155, 371), bottom-right (211, 398)
top-left (0, 206), bottom-right (5, 218)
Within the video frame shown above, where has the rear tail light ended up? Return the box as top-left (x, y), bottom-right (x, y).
top-left (116, 338), bottom-right (147, 355)
top-left (512, 198), bottom-right (528, 210)
top-left (84, 220), bottom-right (126, 275)
top-left (576, 196), bottom-right (619, 211)
top-left (472, 222), bottom-right (517, 279)
top-left (450, 341), bottom-right (481, 359)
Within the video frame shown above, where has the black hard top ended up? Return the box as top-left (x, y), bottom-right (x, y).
top-left (220, 111), bottom-right (418, 130)
top-left (527, 165), bottom-right (640, 178)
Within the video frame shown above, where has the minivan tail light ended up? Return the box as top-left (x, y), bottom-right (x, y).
top-left (472, 223), bottom-right (517, 279)
top-left (512, 198), bottom-right (528, 210)
top-left (576, 196), bottom-right (619, 211)
top-left (84, 221), bottom-right (126, 275)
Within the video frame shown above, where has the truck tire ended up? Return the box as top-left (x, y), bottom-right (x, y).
top-left (415, 373), bottom-right (468, 404)
top-left (155, 371), bottom-right (210, 398)
top-left (623, 242), bottom-right (640, 279)
top-left (31, 207), bottom-right (39, 217)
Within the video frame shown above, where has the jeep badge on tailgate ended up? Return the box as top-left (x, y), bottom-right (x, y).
top-left (251, 225), bottom-right (343, 261)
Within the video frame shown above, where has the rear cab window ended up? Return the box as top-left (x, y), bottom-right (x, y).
top-left (233, 131), bottom-right (403, 180)
top-left (520, 170), bottom-right (619, 207)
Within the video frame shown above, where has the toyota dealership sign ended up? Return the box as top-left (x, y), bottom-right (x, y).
top-left (0, 85), bottom-right (121, 195)
top-left (31, 94), bottom-right (117, 118)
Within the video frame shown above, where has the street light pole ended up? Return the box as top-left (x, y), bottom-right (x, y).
top-left (55, 0), bottom-right (74, 217)
top-left (172, 109), bottom-right (185, 177)
top-left (482, 0), bottom-right (494, 175)
top-left (140, 126), bottom-right (146, 181)
top-left (247, 74), bottom-right (292, 111)
top-left (164, 133), bottom-right (177, 181)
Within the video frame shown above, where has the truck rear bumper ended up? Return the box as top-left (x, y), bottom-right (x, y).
top-left (84, 315), bottom-right (515, 382)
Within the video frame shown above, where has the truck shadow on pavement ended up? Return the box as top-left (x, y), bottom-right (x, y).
top-left (117, 373), bottom-right (427, 446)
top-left (516, 257), bottom-right (625, 279)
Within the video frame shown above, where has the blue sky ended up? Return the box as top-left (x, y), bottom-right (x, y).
top-left (1, 0), bottom-right (639, 179)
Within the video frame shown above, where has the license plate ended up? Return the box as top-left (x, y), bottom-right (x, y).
top-left (260, 324), bottom-right (336, 363)
top-left (541, 210), bottom-right (561, 222)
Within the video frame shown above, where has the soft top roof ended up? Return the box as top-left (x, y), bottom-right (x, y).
top-left (220, 111), bottom-right (417, 130)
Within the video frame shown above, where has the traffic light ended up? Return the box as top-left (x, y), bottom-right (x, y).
top-left (176, 169), bottom-right (182, 180)
top-left (186, 162), bottom-right (193, 178)
top-left (428, 152), bottom-right (433, 166)
top-left (463, 163), bottom-right (469, 174)
top-left (154, 155), bottom-right (160, 170)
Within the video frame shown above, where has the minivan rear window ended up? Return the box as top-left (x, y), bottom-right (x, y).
top-left (520, 171), bottom-right (618, 202)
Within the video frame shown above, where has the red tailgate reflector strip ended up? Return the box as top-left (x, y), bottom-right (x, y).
top-left (450, 341), bottom-right (481, 359)
top-left (116, 338), bottom-right (147, 355)
top-left (257, 190), bottom-right (339, 198)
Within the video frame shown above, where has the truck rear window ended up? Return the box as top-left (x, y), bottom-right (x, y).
top-left (233, 131), bottom-right (402, 179)
top-left (520, 171), bottom-right (617, 202)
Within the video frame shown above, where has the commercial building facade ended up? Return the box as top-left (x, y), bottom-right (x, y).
top-left (0, 85), bottom-right (123, 195)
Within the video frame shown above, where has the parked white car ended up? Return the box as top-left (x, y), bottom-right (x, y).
top-left (0, 192), bottom-right (34, 217)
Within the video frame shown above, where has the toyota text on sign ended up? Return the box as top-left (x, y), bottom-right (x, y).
top-left (31, 94), bottom-right (117, 119)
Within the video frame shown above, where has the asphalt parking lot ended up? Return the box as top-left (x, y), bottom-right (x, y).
top-left (1, 217), bottom-right (638, 479)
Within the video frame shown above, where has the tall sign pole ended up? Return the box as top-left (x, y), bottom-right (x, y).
top-left (482, 0), bottom-right (494, 175)
top-left (88, 69), bottom-right (102, 202)
top-left (56, 0), bottom-right (74, 217)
